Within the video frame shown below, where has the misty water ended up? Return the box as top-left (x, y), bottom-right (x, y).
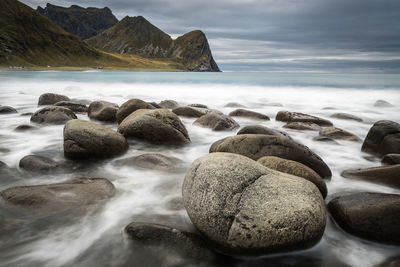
top-left (0, 71), bottom-right (399, 267)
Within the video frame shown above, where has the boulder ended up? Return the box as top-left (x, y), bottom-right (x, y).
top-left (319, 127), bottom-right (360, 142)
top-left (276, 111), bottom-right (333, 126)
top-left (114, 153), bottom-right (185, 172)
top-left (1, 178), bottom-right (115, 210)
top-left (189, 104), bottom-right (208, 108)
top-left (374, 100), bottom-right (394, 107)
top-left (382, 154), bottom-right (400, 165)
top-left (158, 100), bottom-right (179, 109)
top-left (118, 109), bottom-right (190, 146)
top-left (116, 99), bottom-right (155, 124)
top-left (19, 155), bottom-right (59, 172)
top-left (54, 101), bottom-right (88, 113)
top-left (194, 112), bottom-right (239, 131)
top-left (228, 109), bottom-right (270, 120)
top-left (38, 93), bottom-right (70, 105)
top-left (0, 106), bottom-right (17, 114)
top-left (224, 102), bottom-right (246, 108)
top-left (172, 106), bottom-right (208, 118)
top-left (237, 125), bottom-right (291, 139)
top-left (312, 136), bottom-right (339, 144)
top-left (328, 193), bottom-right (400, 244)
top-left (341, 164), bottom-right (400, 189)
top-left (149, 102), bottom-right (162, 108)
top-left (88, 101), bottom-right (118, 122)
top-left (283, 122), bottom-right (321, 131)
top-left (210, 134), bottom-right (331, 177)
top-left (330, 113), bottom-right (363, 122)
top-left (361, 120), bottom-right (400, 156)
top-left (182, 153), bottom-right (326, 254)
top-left (14, 124), bottom-right (39, 132)
top-left (257, 156), bottom-right (327, 198)
top-left (64, 119), bottom-right (128, 159)
top-left (30, 106), bottom-right (77, 124)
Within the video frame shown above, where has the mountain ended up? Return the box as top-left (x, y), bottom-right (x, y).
top-left (86, 16), bottom-right (220, 71)
top-left (37, 4), bottom-right (118, 40)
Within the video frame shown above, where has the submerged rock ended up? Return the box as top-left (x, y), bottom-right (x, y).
top-left (374, 100), bottom-right (394, 107)
top-left (276, 111), bottom-right (333, 126)
top-left (283, 122), bottom-right (321, 131)
top-left (64, 119), bottom-right (128, 159)
top-left (14, 124), bottom-right (39, 132)
top-left (210, 134), bottom-right (331, 178)
top-left (382, 154), bottom-right (400, 165)
top-left (237, 125), bottom-right (291, 139)
top-left (319, 127), bottom-right (360, 142)
top-left (182, 153), bottom-right (326, 254)
top-left (361, 120), bottom-right (400, 156)
top-left (158, 100), bottom-right (179, 109)
top-left (19, 155), bottom-right (59, 172)
top-left (0, 106), bottom-right (17, 114)
top-left (312, 136), bottom-right (339, 144)
top-left (330, 113), bottom-right (363, 122)
top-left (54, 101), bottom-right (88, 113)
top-left (38, 93), bottom-right (70, 106)
top-left (328, 192), bottom-right (400, 244)
top-left (228, 109), bottom-right (270, 120)
top-left (224, 102), bottom-right (246, 108)
top-left (88, 101), bottom-right (118, 122)
top-left (194, 112), bottom-right (239, 131)
top-left (118, 109), bottom-right (190, 146)
top-left (114, 153), bottom-right (185, 172)
top-left (116, 99), bottom-right (155, 124)
top-left (31, 106), bottom-right (77, 124)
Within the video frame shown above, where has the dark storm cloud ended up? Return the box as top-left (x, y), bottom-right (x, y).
top-left (21, 0), bottom-right (400, 72)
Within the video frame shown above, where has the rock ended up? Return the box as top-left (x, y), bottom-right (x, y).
top-left (194, 112), bottom-right (239, 131)
top-left (54, 101), bottom-right (88, 113)
top-left (276, 111), bottom-right (333, 126)
top-left (361, 120), bottom-right (400, 156)
top-left (341, 164), bottom-right (400, 189)
top-left (70, 98), bottom-right (91, 105)
top-left (64, 119), bottom-right (128, 159)
top-left (330, 113), bottom-right (363, 122)
top-left (229, 109), bottom-right (270, 120)
top-left (210, 134), bottom-right (331, 177)
top-left (237, 125), bottom-right (291, 139)
top-left (114, 153), bottom-right (185, 172)
top-left (118, 109), bottom-right (190, 146)
top-left (257, 156), bottom-right (327, 198)
top-left (30, 106), bottom-right (77, 124)
top-left (38, 93), bottom-right (70, 105)
top-left (382, 154), bottom-right (400, 165)
top-left (158, 100), bottom-right (179, 109)
top-left (312, 136), bottom-right (339, 144)
top-left (19, 155), bottom-right (59, 172)
top-left (322, 107), bottom-right (336, 110)
top-left (283, 122), bottom-right (321, 131)
top-left (172, 106), bottom-right (208, 118)
top-left (1, 178), bottom-right (116, 210)
top-left (264, 102), bottom-right (283, 107)
top-left (116, 99), bottom-right (155, 124)
top-left (189, 104), bottom-right (208, 108)
top-left (182, 153), bottom-right (326, 254)
top-left (14, 124), bottom-right (39, 132)
top-left (374, 100), bottom-right (394, 107)
top-left (148, 102), bottom-right (161, 108)
top-left (224, 102), bottom-right (246, 108)
top-left (88, 101), bottom-right (118, 122)
top-left (20, 112), bottom-right (33, 116)
top-left (319, 127), bottom-right (360, 142)
top-left (328, 193), bottom-right (400, 244)
top-left (125, 222), bottom-right (217, 261)
top-left (0, 106), bottom-right (17, 114)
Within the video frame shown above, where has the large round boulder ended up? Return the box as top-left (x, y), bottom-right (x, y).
top-left (54, 101), bottom-right (88, 113)
top-left (64, 119), bottom-right (128, 159)
top-left (38, 93), bottom-right (70, 105)
top-left (194, 112), bottom-right (239, 131)
top-left (116, 99), bottom-right (155, 124)
top-left (361, 120), bottom-right (400, 156)
top-left (276, 111), bottom-right (333, 126)
top-left (19, 155), bottom-right (59, 172)
top-left (319, 127), bottom-right (360, 142)
top-left (237, 125), bottom-right (291, 139)
top-left (31, 106), bottom-right (77, 124)
top-left (88, 101), bottom-right (119, 122)
top-left (257, 156), bottom-right (327, 198)
top-left (182, 153), bottom-right (326, 254)
top-left (328, 193), bottom-right (400, 244)
top-left (114, 153), bottom-right (185, 172)
top-left (118, 109), bottom-right (190, 146)
top-left (228, 109), bottom-right (270, 120)
top-left (210, 134), bottom-right (331, 177)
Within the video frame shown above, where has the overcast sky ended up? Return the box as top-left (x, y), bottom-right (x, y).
top-left (21, 0), bottom-right (400, 72)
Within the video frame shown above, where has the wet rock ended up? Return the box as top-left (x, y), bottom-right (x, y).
top-left (114, 153), bottom-right (185, 172)
top-left (30, 106), bottom-right (77, 124)
top-left (328, 192), bottom-right (400, 244)
top-left (276, 111), bottom-right (333, 126)
top-left (38, 93), bottom-right (70, 105)
top-left (374, 100), bottom-right (394, 107)
top-left (158, 100), bottom-right (179, 109)
top-left (283, 122), bottom-right (321, 131)
top-left (0, 178), bottom-right (116, 210)
top-left (19, 155), bottom-right (59, 172)
top-left (194, 112), bottom-right (239, 131)
top-left (182, 153), bottom-right (326, 254)
top-left (312, 136), bottom-right (339, 144)
top-left (237, 125), bottom-right (291, 139)
top-left (172, 106), bottom-right (208, 118)
top-left (0, 106), bottom-right (17, 114)
top-left (149, 102), bottom-right (162, 108)
top-left (14, 124), bottom-right (39, 132)
top-left (116, 99), bottom-right (155, 124)
top-left (224, 102), bottom-right (246, 108)
top-left (330, 113), bottom-right (363, 122)
top-left (319, 127), bottom-right (360, 142)
top-left (20, 112), bottom-right (33, 116)
top-left (210, 134), bottom-right (331, 177)
top-left (189, 103), bottom-right (208, 108)
top-left (341, 164), bottom-right (400, 189)
top-left (361, 120), bottom-right (400, 156)
top-left (382, 154), bottom-right (400, 165)
top-left (118, 109), bottom-right (190, 146)
top-left (88, 101), bottom-right (118, 122)
top-left (229, 109), bottom-right (270, 120)
top-left (54, 101), bottom-right (88, 113)
top-left (64, 119), bottom-right (128, 159)
top-left (257, 156), bottom-right (327, 198)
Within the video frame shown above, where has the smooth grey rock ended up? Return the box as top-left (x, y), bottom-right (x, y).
top-left (319, 127), bottom-right (361, 142)
top-left (237, 125), bottom-right (291, 139)
top-left (19, 155), bottom-right (59, 172)
top-left (38, 93), bottom-right (69, 106)
top-left (158, 100), bottom-right (179, 109)
top-left (194, 112), bottom-right (239, 131)
top-left (31, 106), bottom-right (77, 124)
top-left (276, 111), bottom-right (333, 126)
top-left (224, 102), bottom-right (246, 108)
top-left (312, 136), bottom-right (339, 144)
top-left (361, 120), bottom-right (400, 156)
top-left (0, 106), bottom-right (17, 114)
top-left (116, 99), bottom-right (155, 124)
top-left (88, 101), bottom-right (118, 122)
top-left (114, 153), bottom-right (185, 172)
top-left (188, 104), bottom-right (208, 108)
top-left (54, 101), bottom-right (88, 113)
top-left (14, 124), bottom-right (39, 132)
top-left (374, 100), bottom-right (394, 107)
top-left (172, 106), bottom-right (208, 118)
top-left (330, 113), bottom-right (363, 122)
top-left (283, 122), bottom-right (321, 131)
top-left (229, 109), bottom-right (270, 120)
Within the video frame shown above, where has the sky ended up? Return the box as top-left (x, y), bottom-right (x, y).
top-left (21, 0), bottom-right (400, 72)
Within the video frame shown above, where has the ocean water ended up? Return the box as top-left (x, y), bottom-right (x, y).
top-left (0, 71), bottom-right (399, 267)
